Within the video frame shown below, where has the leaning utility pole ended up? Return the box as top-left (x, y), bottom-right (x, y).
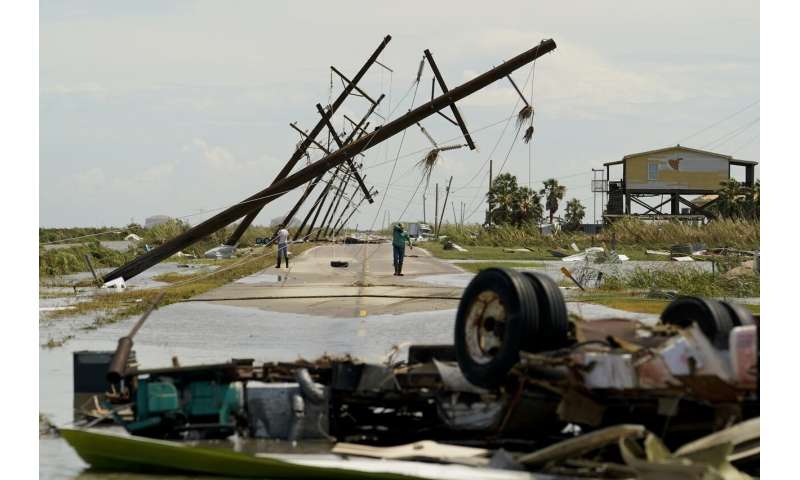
top-left (322, 175), bottom-right (351, 238)
top-left (436, 176), bottom-right (453, 236)
top-left (224, 35), bottom-right (391, 246)
top-left (316, 170), bottom-right (350, 240)
top-left (434, 183), bottom-right (439, 235)
top-left (332, 177), bottom-right (369, 236)
top-left (299, 170), bottom-right (338, 240)
top-left (487, 159), bottom-right (494, 225)
top-left (104, 38), bottom-right (557, 282)
top-left (335, 187), bottom-right (376, 237)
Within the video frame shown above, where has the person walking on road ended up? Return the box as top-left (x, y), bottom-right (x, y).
top-left (392, 223), bottom-right (413, 276)
top-left (275, 225), bottom-right (290, 269)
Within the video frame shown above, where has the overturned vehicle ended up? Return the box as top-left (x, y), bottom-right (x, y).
top-left (67, 268), bottom-right (759, 477)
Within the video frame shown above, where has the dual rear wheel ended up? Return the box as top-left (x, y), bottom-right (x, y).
top-left (454, 268), bottom-right (568, 388)
top-left (454, 269), bottom-right (755, 388)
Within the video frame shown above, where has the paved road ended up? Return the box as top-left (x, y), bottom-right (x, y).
top-left (192, 243), bottom-right (466, 317)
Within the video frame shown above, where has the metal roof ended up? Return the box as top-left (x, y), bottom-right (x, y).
top-left (603, 145), bottom-right (758, 167)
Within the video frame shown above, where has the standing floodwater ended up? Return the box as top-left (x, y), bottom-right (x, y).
top-left (39, 299), bottom-right (456, 479)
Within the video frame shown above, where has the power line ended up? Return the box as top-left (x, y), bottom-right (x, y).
top-left (730, 133), bottom-right (760, 156)
top-left (702, 117), bottom-right (760, 150)
top-left (677, 99), bottom-right (759, 144)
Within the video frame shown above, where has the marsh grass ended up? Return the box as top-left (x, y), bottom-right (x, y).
top-left (39, 242), bottom-right (135, 277)
top-left (433, 218), bottom-right (758, 251)
top-left (599, 267), bottom-right (760, 298)
top-left (576, 294), bottom-right (759, 315)
top-left (44, 243), bottom-right (315, 330)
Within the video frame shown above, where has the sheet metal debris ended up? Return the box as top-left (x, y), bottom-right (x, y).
top-left (66, 267), bottom-right (759, 479)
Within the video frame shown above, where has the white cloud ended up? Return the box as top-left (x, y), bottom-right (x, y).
top-left (64, 167), bottom-right (106, 190)
top-left (459, 29), bottom-right (687, 118)
top-left (136, 161), bottom-right (176, 184)
top-left (187, 138), bottom-right (257, 170)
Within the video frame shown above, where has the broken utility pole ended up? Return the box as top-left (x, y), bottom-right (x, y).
top-left (297, 169), bottom-right (339, 241)
top-left (104, 38), bottom-right (557, 282)
top-left (223, 35), bottom-right (392, 246)
top-left (335, 187), bottom-right (376, 237)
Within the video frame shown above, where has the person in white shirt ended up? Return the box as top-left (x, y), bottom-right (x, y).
top-left (275, 226), bottom-right (290, 268)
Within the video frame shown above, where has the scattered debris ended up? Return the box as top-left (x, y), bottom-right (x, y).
top-left (646, 249), bottom-right (671, 256)
top-left (561, 246), bottom-right (605, 263)
top-left (205, 244), bottom-right (236, 259)
top-left (332, 440), bottom-right (489, 463)
top-left (519, 424), bottom-right (646, 466)
top-left (503, 247), bottom-right (532, 253)
top-left (101, 277), bottom-right (126, 289)
top-left (330, 260), bottom-right (349, 268)
top-left (63, 271), bottom-right (758, 477)
top-left (344, 233), bottom-right (385, 244)
top-left (560, 266), bottom-right (585, 291)
top-left (442, 240), bottom-right (468, 252)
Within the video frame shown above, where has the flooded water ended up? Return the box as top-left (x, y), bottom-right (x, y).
top-left (41, 263), bottom-right (219, 289)
top-left (39, 299), bottom-right (457, 479)
top-left (39, 259), bottom-right (717, 477)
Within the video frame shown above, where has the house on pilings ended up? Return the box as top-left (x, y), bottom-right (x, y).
top-left (600, 145), bottom-right (757, 222)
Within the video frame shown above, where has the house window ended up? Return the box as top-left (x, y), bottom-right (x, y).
top-left (648, 162), bottom-right (658, 181)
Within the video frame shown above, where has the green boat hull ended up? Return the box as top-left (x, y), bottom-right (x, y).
top-left (60, 428), bottom-right (416, 479)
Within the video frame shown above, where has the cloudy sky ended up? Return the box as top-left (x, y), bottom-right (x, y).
top-left (39, 0), bottom-right (759, 229)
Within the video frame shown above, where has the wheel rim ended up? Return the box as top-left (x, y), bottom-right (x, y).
top-left (464, 290), bottom-right (509, 364)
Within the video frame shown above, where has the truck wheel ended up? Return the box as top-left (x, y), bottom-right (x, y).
top-left (522, 271), bottom-right (569, 350)
top-left (660, 296), bottom-right (735, 349)
top-left (454, 268), bottom-right (539, 388)
top-left (719, 300), bottom-right (755, 327)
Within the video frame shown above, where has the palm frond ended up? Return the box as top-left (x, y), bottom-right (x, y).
top-left (417, 148), bottom-right (441, 184)
top-left (523, 126), bottom-right (534, 144)
top-left (517, 105), bottom-right (533, 128)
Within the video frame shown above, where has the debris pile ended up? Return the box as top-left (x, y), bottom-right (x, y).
top-left (64, 268), bottom-right (759, 478)
top-left (558, 245), bottom-right (629, 288)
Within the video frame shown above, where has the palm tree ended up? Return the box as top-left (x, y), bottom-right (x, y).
top-left (513, 187), bottom-right (544, 226)
top-left (487, 173), bottom-right (518, 225)
top-left (743, 180), bottom-right (759, 220)
top-left (487, 173), bottom-right (543, 226)
top-left (564, 198), bottom-right (586, 230)
top-left (715, 179), bottom-right (745, 219)
top-left (540, 178), bottom-right (566, 223)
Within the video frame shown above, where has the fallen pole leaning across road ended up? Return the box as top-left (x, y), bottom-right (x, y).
top-left (103, 39), bottom-right (557, 282)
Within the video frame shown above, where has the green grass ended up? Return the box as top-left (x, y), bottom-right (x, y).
top-left (456, 261), bottom-right (545, 274)
top-left (575, 294), bottom-right (760, 315)
top-left (422, 242), bottom-right (549, 260)
top-left (39, 242), bottom-right (136, 278)
top-left (38, 222), bottom-right (299, 280)
top-left (427, 218), bottom-right (758, 253)
top-left (600, 267), bottom-right (760, 298)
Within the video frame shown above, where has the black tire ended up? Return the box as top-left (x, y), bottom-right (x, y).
top-left (660, 296), bottom-right (735, 349)
top-left (522, 271), bottom-right (569, 350)
top-left (454, 268), bottom-right (539, 388)
top-left (719, 300), bottom-right (755, 327)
